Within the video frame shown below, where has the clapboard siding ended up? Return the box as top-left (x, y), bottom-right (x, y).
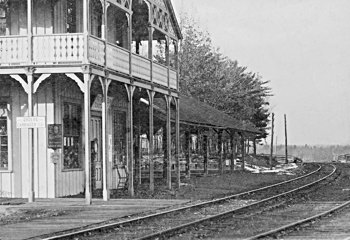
top-left (46, 83), bottom-right (56, 198)
top-left (55, 78), bottom-right (84, 197)
top-left (36, 82), bottom-right (52, 198)
top-left (0, 173), bottom-right (12, 197)
top-left (12, 84), bottom-right (22, 197)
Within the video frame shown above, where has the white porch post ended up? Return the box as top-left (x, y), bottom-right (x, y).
top-left (127, 85), bottom-right (135, 197)
top-left (83, 0), bottom-right (89, 64)
top-left (175, 98), bottom-right (180, 189)
top-left (147, 90), bottom-right (155, 192)
top-left (27, 0), bottom-right (32, 63)
top-left (84, 73), bottom-right (92, 205)
top-left (27, 71), bottom-right (35, 202)
top-left (166, 96), bottom-right (171, 190)
top-left (26, 0), bottom-right (34, 202)
top-left (102, 78), bottom-right (110, 201)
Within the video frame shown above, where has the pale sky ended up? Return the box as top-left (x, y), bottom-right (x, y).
top-left (172, 0), bottom-right (350, 145)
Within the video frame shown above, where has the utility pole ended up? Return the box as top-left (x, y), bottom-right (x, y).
top-left (270, 113), bottom-right (274, 169)
top-left (284, 114), bottom-right (288, 164)
top-left (275, 135), bottom-right (278, 154)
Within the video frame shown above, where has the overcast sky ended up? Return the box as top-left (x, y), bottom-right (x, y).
top-left (172, 0), bottom-right (350, 145)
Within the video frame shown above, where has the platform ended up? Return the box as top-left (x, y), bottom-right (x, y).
top-left (0, 198), bottom-right (189, 240)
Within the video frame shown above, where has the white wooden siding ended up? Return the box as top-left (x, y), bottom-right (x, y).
top-left (55, 78), bottom-right (84, 197)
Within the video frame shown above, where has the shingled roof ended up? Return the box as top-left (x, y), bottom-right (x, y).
top-left (153, 95), bottom-right (261, 134)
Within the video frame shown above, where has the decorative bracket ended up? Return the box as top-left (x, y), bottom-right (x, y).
top-left (10, 75), bottom-right (30, 94)
top-left (65, 73), bottom-right (86, 93)
top-left (33, 74), bottom-right (51, 93)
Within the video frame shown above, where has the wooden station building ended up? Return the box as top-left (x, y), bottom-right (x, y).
top-left (0, 0), bottom-right (182, 203)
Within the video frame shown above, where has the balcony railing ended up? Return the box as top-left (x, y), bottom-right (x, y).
top-left (33, 34), bottom-right (84, 64)
top-left (132, 54), bottom-right (151, 81)
top-left (0, 34), bottom-right (178, 90)
top-left (169, 69), bottom-right (177, 89)
top-left (153, 62), bottom-right (168, 87)
top-left (88, 36), bottom-right (105, 66)
top-left (0, 36), bottom-right (28, 65)
top-left (106, 43), bottom-right (130, 75)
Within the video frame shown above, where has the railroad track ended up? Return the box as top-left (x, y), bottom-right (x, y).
top-left (246, 200), bottom-right (350, 239)
top-left (169, 164), bottom-right (341, 240)
top-left (38, 163), bottom-right (335, 240)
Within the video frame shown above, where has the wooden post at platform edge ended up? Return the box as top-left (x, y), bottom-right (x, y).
top-left (240, 132), bottom-right (245, 171)
top-left (284, 114), bottom-right (288, 164)
top-left (270, 113), bottom-right (275, 169)
top-left (185, 131), bottom-right (191, 178)
top-left (218, 130), bottom-right (224, 174)
top-left (203, 134), bottom-right (209, 175)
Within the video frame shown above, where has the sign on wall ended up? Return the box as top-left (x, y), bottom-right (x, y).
top-left (91, 94), bottom-right (114, 112)
top-left (48, 124), bottom-right (62, 150)
top-left (16, 117), bottom-right (46, 129)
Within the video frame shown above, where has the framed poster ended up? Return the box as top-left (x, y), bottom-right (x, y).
top-left (48, 124), bottom-right (62, 150)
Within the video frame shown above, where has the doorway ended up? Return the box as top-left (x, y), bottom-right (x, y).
top-left (91, 116), bottom-right (102, 190)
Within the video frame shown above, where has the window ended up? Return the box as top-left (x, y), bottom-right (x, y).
top-left (63, 102), bottom-right (82, 169)
top-left (0, 0), bottom-right (27, 36)
top-left (107, 6), bottom-right (129, 50)
top-left (152, 29), bottom-right (167, 65)
top-left (131, 0), bottom-right (149, 58)
top-left (67, 0), bottom-right (77, 33)
top-left (0, 102), bottom-right (8, 170)
top-left (0, 2), bottom-right (6, 36)
top-left (113, 110), bottom-right (126, 167)
top-left (90, 0), bottom-right (102, 38)
top-left (169, 39), bottom-right (177, 69)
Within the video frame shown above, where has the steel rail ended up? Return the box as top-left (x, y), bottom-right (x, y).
top-left (135, 164), bottom-right (337, 240)
top-left (247, 192), bottom-right (350, 238)
top-left (42, 164), bottom-right (321, 240)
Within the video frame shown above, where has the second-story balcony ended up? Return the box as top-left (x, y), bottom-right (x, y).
top-left (0, 0), bottom-right (179, 90)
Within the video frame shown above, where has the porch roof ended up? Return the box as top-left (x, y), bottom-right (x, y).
top-left (178, 95), bottom-right (260, 134)
top-left (153, 95), bottom-right (261, 134)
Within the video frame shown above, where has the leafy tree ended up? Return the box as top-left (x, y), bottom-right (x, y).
top-left (178, 16), bottom-right (271, 142)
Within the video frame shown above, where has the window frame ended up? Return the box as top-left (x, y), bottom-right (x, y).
top-left (0, 98), bottom-right (12, 173)
top-left (0, 3), bottom-right (7, 36)
top-left (112, 109), bottom-right (127, 168)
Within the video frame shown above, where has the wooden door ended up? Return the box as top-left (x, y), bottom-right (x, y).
top-left (91, 116), bottom-right (102, 190)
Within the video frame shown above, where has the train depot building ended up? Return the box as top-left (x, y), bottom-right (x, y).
top-left (0, 0), bottom-right (183, 203)
top-left (0, 0), bottom-right (259, 203)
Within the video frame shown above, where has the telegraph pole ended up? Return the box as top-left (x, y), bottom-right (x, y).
top-left (270, 113), bottom-right (274, 169)
top-left (284, 114), bottom-right (288, 164)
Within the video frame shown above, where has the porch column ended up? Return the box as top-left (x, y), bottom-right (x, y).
top-left (218, 130), bottom-right (223, 175)
top-left (166, 96), bottom-right (171, 190)
top-left (27, 70), bottom-right (35, 202)
top-left (203, 134), bottom-right (209, 175)
top-left (137, 105), bottom-right (142, 186)
top-left (102, 78), bottom-right (110, 201)
top-left (230, 131), bottom-right (237, 172)
top-left (148, 91), bottom-right (155, 192)
top-left (253, 136), bottom-right (257, 156)
top-left (101, 1), bottom-right (107, 40)
top-left (83, 0), bottom-right (89, 64)
top-left (128, 10), bottom-right (133, 75)
top-left (185, 131), bottom-right (191, 178)
top-left (84, 73), bottom-right (92, 205)
top-left (175, 98), bottom-right (180, 189)
top-left (240, 132), bottom-right (245, 171)
top-left (127, 85), bottom-right (135, 196)
top-left (149, 27), bottom-right (153, 82)
top-left (27, 0), bottom-right (32, 63)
